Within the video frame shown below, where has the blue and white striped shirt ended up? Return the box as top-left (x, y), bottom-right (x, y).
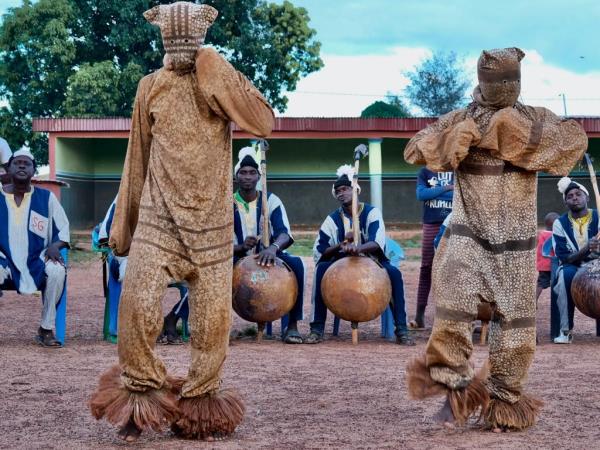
top-left (313, 203), bottom-right (386, 264)
top-left (0, 187), bottom-right (69, 293)
top-left (552, 209), bottom-right (599, 265)
top-left (233, 191), bottom-right (293, 254)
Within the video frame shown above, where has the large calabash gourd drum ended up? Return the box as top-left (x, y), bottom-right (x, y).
top-left (571, 259), bottom-right (600, 319)
top-left (321, 256), bottom-right (391, 322)
top-left (232, 256), bottom-right (297, 323)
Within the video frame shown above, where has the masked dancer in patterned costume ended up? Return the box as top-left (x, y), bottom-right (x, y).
top-left (90, 2), bottom-right (274, 442)
top-left (404, 48), bottom-right (587, 432)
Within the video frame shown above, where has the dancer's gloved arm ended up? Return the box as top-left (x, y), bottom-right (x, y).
top-left (405, 109), bottom-right (480, 171)
top-left (478, 106), bottom-right (587, 175)
top-left (196, 48), bottom-right (275, 138)
top-left (109, 75), bottom-right (155, 256)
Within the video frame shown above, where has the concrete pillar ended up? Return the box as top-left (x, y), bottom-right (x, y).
top-left (368, 138), bottom-right (383, 211)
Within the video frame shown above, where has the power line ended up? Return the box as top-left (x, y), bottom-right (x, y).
top-left (291, 90), bottom-right (600, 102)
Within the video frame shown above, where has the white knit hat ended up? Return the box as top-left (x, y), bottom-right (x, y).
top-left (331, 164), bottom-right (361, 199)
top-left (234, 146), bottom-right (260, 175)
top-left (12, 145), bottom-right (34, 161)
top-left (557, 176), bottom-right (589, 199)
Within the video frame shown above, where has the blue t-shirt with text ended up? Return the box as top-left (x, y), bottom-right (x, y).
top-left (416, 168), bottom-right (453, 224)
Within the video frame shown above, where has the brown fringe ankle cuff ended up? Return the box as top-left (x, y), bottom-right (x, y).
top-left (447, 374), bottom-right (490, 425)
top-left (406, 356), bottom-right (448, 399)
top-left (406, 356), bottom-right (490, 425)
top-left (171, 389), bottom-right (245, 439)
top-left (89, 365), bottom-right (181, 432)
top-left (485, 394), bottom-right (543, 431)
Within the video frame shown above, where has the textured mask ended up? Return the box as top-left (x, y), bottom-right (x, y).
top-left (473, 47), bottom-right (524, 109)
top-left (144, 1), bottom-right (218, 74)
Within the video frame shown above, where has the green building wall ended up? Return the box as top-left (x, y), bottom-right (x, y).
top-left (56, 136), bottom-right (600, 229)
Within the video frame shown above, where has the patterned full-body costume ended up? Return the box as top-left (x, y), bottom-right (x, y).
top-left (90, 2), bottom-right (274, 439)
top-left (404, 48), bottom-right (587, 430)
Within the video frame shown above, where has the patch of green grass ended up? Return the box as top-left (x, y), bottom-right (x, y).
top-left (398, 237), bottom-right (422, 248)
top-left (68, 248), bottom-right (99, 265)
top-left (287, 235), bottom-right (423, 257)
top-left (288, 237), bottom-right (315, 257)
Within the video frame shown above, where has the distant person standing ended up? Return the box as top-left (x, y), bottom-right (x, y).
top-left (409, 167), bottom-right (453, 330)
top-left (0, 137), bottom-right (13, 184)
top-left (536, 212), bottom-right (559, 302)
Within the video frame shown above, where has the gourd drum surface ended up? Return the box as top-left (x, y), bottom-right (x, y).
top-left (232, 256), bottom-right (297, 323)
top-left (321, 256), bottom-right (391, 323)
top-left (571, 259), bottom-right (600, 320)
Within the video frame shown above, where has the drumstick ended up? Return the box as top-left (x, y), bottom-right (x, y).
top-left (585, 154), bottom-right (600, 211)
top-left (257, 139), bottom-right (269, 340)
top-left (584, 154), bottom-right (600, 240)
top-left (351, 144), bottom-right (368, 245)
top-left (351, 144), bottom-right (368, 345)
top-left (259, 140), bottom-right (270, 249)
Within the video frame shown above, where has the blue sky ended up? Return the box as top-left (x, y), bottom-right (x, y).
top-left (285, 0), bottom-right (599, 73)
top-left (1, 0), bottom-right (599, 116)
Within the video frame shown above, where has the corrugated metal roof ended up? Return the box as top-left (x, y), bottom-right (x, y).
top-left (32, 117), bottom-right (132, 132)
top-left (32, 116), bottom-right (600, 133)
top-left (573, 117), bottom-right (600, 133)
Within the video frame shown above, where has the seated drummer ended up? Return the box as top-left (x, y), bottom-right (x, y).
top-left (0, 147), bottom-right (69, 347)
top-left (305, 165), bottom-right (414, 345)
top-left (552, 177), bottom-right (600, 344)
top-left (163, 147), bottom-right (305, 344)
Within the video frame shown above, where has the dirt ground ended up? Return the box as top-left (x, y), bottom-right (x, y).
top-left (1, 246), bottom-right (600, 449)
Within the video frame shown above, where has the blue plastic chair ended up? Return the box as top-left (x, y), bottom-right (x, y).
top-left (52, 248), bottom-right (68, 345)
top-left (332, 237), bottom-right (404, 340)
top-left (104, 254), bottom-right (121, 343)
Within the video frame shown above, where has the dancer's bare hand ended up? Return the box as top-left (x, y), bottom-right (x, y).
top-left (590, 238), bottom-right (600, 254)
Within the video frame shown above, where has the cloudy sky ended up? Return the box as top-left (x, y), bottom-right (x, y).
top-left (278, 0), bottom-right (600, 117)
top-left (1, 0), bottom-right (599, 117)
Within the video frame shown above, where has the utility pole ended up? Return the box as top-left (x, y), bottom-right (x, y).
top-left (559, 93), bottom-right (568, 116)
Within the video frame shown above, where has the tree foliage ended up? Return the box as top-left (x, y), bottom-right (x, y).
top-left (0, 0), bottom-right (323, 164)
top-left (404, 51), bottom-right (470, 117)
top-left (360, 100), bottom-right (410, 118)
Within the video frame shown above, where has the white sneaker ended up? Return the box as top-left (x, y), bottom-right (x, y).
top-left (553, 331), bottom-right (573, 344)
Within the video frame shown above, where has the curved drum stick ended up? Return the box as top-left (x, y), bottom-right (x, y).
top-left (584, 153), bottom-right (600, 240)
